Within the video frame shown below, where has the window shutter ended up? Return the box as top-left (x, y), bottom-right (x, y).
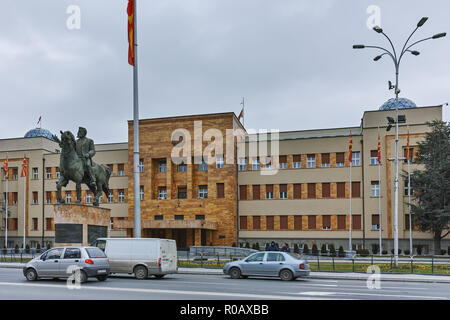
top-left (294, 216), bottom-right (302, 230)
top-left (308, 216), bottom-right (316, 229)
top-left (322, 215), bottom-right (331, 228)
top-left (253, 216), bottom-right (261, 230)
top-left (239, 185), bottom-right (247, 200)
top-left (280, 184), bottom-right (287, 193)
top-left (293, 184), bottom-right (301, 199)
top-left (321, 153), bottom-right (330, 164)
top-left (266, 216), bottom-right (274, 230)
top-left (322, 183), bottom-right (330, 198)
top-left (266, 184), bottom-right (273, 193)
top-left (293, 155), bottom-right (301, 162)
top-left (280, 216), bottom-right (288, 229)
top-left (352, 182), bottom-right (360, 198)
top-left (338, 215), bottom-right (346, 230)
top-left (252, 185), bottom-right (260, 200)
top-left (307, 183), bottom-right (316, 198)
top-left (240, 216), bottom-right (247, 230)
top-left (337, 182), bottom-right (346, 198)
top-left (352, 215), bottom-right (361, 230)
top-left (336, 152), bottom-right (344, 163)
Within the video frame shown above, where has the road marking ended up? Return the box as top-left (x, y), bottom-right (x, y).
top-left (0, 282), bottom-right (340, 300)
top-left (296, 291), bottom-right (447, 300)
top-left (298, 291), bottom-right (337, 296)
top-left (297, 283), bottom-right (424, 291)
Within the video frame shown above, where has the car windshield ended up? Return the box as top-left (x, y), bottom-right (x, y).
top-left (287, 252), bottom-right (303, 260)
top-left (85, 247), bottom-right (107, 258)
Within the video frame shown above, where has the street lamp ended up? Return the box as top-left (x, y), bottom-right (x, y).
top-left (353, 17), bottom-right (446, 266)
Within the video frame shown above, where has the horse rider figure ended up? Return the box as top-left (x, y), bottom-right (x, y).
top-left (76, 127), bottom-right (97, 188)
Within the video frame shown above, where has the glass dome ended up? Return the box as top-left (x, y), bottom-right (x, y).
top-left (379, 98), bottom-right (417, 111)
top-left (24, 128), bottom-right (55, 141)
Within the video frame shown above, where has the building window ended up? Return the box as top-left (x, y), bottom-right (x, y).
top-left (404, 147), bottom-right (414, 163)
top-left (264, 157), bottom-right (273, 170)
top-left (85, 192), bottom-right (92, 204)
top-left (195, 215), bottom-right (205, 220)
top-left (239, 216), bottom-right (247, 230)
top-left (253, 216), bottom-right (261, 230)
top-left (65, 192), bottom-right (71, 204)
top-left (238, 158), bottom-right (246, 171)
top-left (12, 192), bottom-right (18, 205)
top-left (32, 168), bottom-right (38, 180)
top-left (351, 152), bottom-right (360, 166)
top-left (46, 167), bottom-right (52, 179)
top-left (336, 152), bottom-right (345, 167)
top-left (118, 190), bottom-right (125, 203)
top-left (158, 187), bottom-right (167, 200)
top-left (404, 180), bottom-right (413, 196)
top-left (352, 215), bottom-right (362, 230)
top-left (45, 218), bottom-right (54, 231)
top-left (216, 183), bottom-right (225, 198)
top-left (108, 192), bottom-right (114, 203)
top-left (322, 183), bottom-right (331, 198)
top-left (337, 215), bottom-right (346, 230)
top-left (280, 215), bottom-right (288, 230)
top-left (154, 215), bottom-right (163, 220)
top-left (308, 215), bottom-right (316, 230)
top-left (252, 158), bottom-right (260, 170)
top-left (265, 184), bottom-right (273, 199)
top-left (138, 159), bottom-right (144, 173)
top-left (372, 215), bottom-right (380, 230)
top-left (352, 181), bottom-right (361, 198)
top-left (98, 195), bottom-right (103, 203)
top-left (107, 164), bottom-right (114, 176)
top-left (56, 167), bottom-right (60, 179)
top-left (293, 183), bottom-right (301, 199)
top-left (177, 186), bottom-right (187, 199)
top-left (12, 168), bottom-right (18, 180)
top-left (216, 155), bottom-right (224, 169)
top-left (322, 215), bottom-right (331, 230)
top-left (32, 192), bottom-right (38, 205)
top-left (279, 184), bottom-right (287, 199)
top-left (307, 183), bottom-right (316, 199)
top-left (294, 216), bottom-right (302, 230)
top-left (9, 218), bottom-right (18, 231)
top-left (178, 163), bottom-right (187, 172)
top-left (140, 186), bottom-right (144, 201)
top-left (198, 185), bottom-right (208, 199)
top-left (46, 191), bottom-right (52, 204)
top-left (279, 156), bottom-right (287, 169)
top-left (158, 160), bottom-right (167, 173)
top-left (118, 164), bottom-right (125, 176)
top-left (370, 150), bottom-right (379, 165)
top-left (266, 216), bottom-right (274, 230)
top-left (198, 159), bottom-right (208, 171)
top-left (32, 218), bottom-right (38, 231)
top-left (239, 185), bottom-right (247, 200)
top-left (175, 215), bottom-right (184, 220)
top-left (321, 153), bottom-right (330, 167)
top-left (307, 154), bottom-right (316, 168)
top-left (293, 155), bottom-right (301, 168)
top-left (371, 181), bottom-right (380, 197)
top-left (252, 185), bottom-right (260, 200)
top-left (405, 214), bottom-right (414, 230)
top-left (337, 182), bottom-right (346, 198)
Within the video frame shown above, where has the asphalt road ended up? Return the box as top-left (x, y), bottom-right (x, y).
top-left (0, 268), bottom-right (448, 300)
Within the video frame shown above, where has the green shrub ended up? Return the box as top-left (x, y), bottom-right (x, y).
top-left (448, 246), bottom-right (450, 255)
top-left (2, 247), bottom-right (6, 255)
top-left (338, 246), bottom-right (345, 257)
top-left (232, 242), bottom-right (236, 247)
top-left (321, 244), bottom-right (327, 255)
top-left (46, 243), bottom-right (51, 250)
top-left (372, 246), bottom-right (379, 255)
top-left (25, 244), bottom-right (30, 254)
top-left (440, 249), bottom-right (447, 256)
top-left (329, 244), bottom-right (336, 256)
top-left (404, 249), bottom-right (410, 255)
top-left (303, 244), bottom-right (309, 255)
top-left (245, 242), bottom-right (250, 249)
top-left (382, 250), bottom-right (388, 255)
top-left (265, 243), bottom-right (269, 251)
top-left (312, 244), bottom-right (318, 255)
top-left (293, 243), bottom-right (300, 254)
top-left (356, 249), bottom-right (369, 256)
top-left (36, 243), bottom-right (41, 251)
top-left (254, 242), bottom-right (260, 251)
top-left (417, 246), bottom-right (423, 255)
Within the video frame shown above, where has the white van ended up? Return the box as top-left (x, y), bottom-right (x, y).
top-left (92, 238), bottom-right (178, 279)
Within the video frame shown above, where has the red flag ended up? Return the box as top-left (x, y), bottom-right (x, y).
top-left (377, 131), bottom-right (381, 164)
top-left (406, 130), bottom-right (410, 161)
top-left (348, 132), bottom-right (353, 162)
top-left (2, 157), bottom-right (8, 179)
top-left (127, 0), bottom-right (135, 66)
top-left (238, 108), bottom-right (244, 122)
top-left (21, 157), bottom-right (28, 178)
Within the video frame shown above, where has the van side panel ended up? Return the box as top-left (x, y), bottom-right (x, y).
top-left (105, 240), bottom-right (133, 273)
top-left (132, 239), bottom-right (158, 273)
top-left (160, 239), bottom-right (178, 273)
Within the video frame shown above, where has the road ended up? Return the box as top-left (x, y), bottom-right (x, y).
top-left (0, 268), bottom-right (448, 300)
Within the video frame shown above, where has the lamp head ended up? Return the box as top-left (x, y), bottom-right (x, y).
top-left (373, 26), bottom-right (383, 33)
top-left (417, 17), bottom-right (428, 27)
top-left (353, 44), bottom-right (365, 49)
top-left (373, 55), bottom-right (382, 61)
top-left (410, 50), bottom-right (420, 56)
top-left (432, 32), bottom-right (446, 39)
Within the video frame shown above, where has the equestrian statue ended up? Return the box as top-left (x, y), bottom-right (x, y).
top-left (53, 127), bottom-right (112, 207)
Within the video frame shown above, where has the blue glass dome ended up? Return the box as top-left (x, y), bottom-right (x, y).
top-left (379, 98), bottom-right (417, 110)
top-left (24, 128), bottom-right (55, 141)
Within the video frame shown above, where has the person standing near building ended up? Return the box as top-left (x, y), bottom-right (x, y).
top-left (281, 243), bottom-right (290, 252)
top-left (268, 241), bottom-right (278, 251)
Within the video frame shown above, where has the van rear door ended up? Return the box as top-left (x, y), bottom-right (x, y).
top-left (105, 240), bottom-right (132, 273)
top-left (160, 240), bottom-right (177, 272)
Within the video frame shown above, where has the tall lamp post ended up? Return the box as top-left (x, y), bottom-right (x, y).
top-left (353, 17), bottom-right (446, 266)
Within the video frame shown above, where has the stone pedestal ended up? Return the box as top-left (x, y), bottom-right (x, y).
top-left (53, 204), bottom-right (111, 246)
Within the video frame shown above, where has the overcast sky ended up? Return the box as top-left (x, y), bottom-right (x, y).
top-left (1, 0), bottom-right (449, 144)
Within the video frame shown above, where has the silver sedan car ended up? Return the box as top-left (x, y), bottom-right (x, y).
top-left (23, 246), bottom-right (110, 282)
top-left (223, 251), bottom-right (310, 281)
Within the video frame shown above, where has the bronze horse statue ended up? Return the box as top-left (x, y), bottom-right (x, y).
top-left (55, 131), bottom-right (112, 206)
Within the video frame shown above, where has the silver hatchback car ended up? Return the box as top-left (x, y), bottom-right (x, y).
top-left (223, 251), bottom-right (310, 281)
top-left (23, 246), bottom-right (110, 282)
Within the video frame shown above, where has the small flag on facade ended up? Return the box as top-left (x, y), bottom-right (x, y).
top-left (238, 107), bottom-right (244, 122)
top-left (2, 156), bottom-right (8, 179)
top-left (377, 130), bottom-right (381, 164)
top-left (127, 0), bottom-right (135, 66)
top-left (348, 131), bottom-right (353, 162)
top-left (21, 157), bottom-right (28, 178)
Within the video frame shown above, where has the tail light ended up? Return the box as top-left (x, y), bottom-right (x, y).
top-left (299, 263), bottom-right (305, 270)
top-left (158, 258), bottom-right (161, 267)
top-left (85, 259), bottom-right (94, 265)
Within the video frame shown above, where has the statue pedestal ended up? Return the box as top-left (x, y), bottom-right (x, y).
top-left (53, 204), bottom-right (111, 246)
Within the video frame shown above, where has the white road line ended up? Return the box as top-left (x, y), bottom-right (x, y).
top-left (0, 282), bottom-right (339, 300)
top-left (297, 283), bottom-right (424, 291)
top-left (296, 291), bottom-right (447, 300)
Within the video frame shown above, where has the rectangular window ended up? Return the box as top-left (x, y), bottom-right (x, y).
top-left (352, 215), bottom-right (361, 230)
top-left (321, 153), bottom-right (330, 167)
top-left (238, 158), bottom-right (247, 171)
top-left (55, 167), bottom-right (60, 179)
top-left (265, 184), bottom-right (273, 199)
top-left (158, 160), bottom-right (167, 173)
top-left (32, 192), bottom-right (38, 205)
top-left (178, 163), bottom-right (187, 172)
top-left (308, 215), bottom-right (316, 230)
top-left (140, 186), bottom-right (144, 201)
top-left (138, 159), bottom-right (144, 173)
top-left (46, 167), bottom-right (52, 179)
top-left (12, 192), bottom-right (18, 205)
top-left (404, 180), bottom-right (413, 196)
top-left (118, 164), bottom-right (125, 176)
top-left (154, 215), bottom-right (163, 220)
top-left (198, 185), bottom-right (208, 199)
top-left (294, 216), bottom-right (302, 230)
top-left (195, 215), bottom-right (205, 220)
top-left (336, 152), bottom-right (345, 167)
top-left (86, 192), bottom-right (92, 204)
top-left (351, 152), bottom-right (361, 166)
top-left (107, 164), bottom-right (114, 176)
top-left (118, 190), bottom-right (125, 203)
top-left (158, 187), bottom-right (167, 200)
top-left (175, 215), bottom-right (184, 220)
top-left (337, 182), bottom-right (346, 198)
top-left (280, 215), bottom-right (288, 230)
top-left (252, 158), bottom-right (260, 170)
top-left (293, 155), bottom-right (301, 168)
top-left (338, 215), bottom-right (346, 230)
top-left (279, 184), bottom-right (287, 199)
top-left (372, 214), bottom-right (380, 230)
top-left (264, 157), bottom-right (273, 169)
top-left (352, 181), bottom-right (361, 198)
top-left (307, 154), bottom-right (316, 168)
top-left (216, 155), bottom-right (224, 169)
top-left (293, 184), bottom-right (301, 199)
top-left (252, 185), bottom-right (260, 200)
top-left (405, 214), bottom-right (414, 230)
top-left (178, 186), bottom-right (187, 199)
top-left (307, 183), bottom-right (316, 199)
top-left (322, 183), bottom-right (331, 198)
top-left (266, 216), bottom-right (274, 230)
top-left (253, 216), bottom-right (261, 230)
top-left (371, 181), bottom-right (380, 197)
top-left (12, 168), bottom-right (18, 180)
top-left (322, 215), bottom-right (331, 230)
top-left (404, 147), bottom-right (414, 163)
top-left (279, 155), bottom-right (287, 169)
top-left (46, 191), bottom-right (52, 204)
top-left (240, 216), bottom-right (247, 230)
top-left (370, 150), bottom-right (379, 165)
top-left (239, 185), bottom-right (247, 200)
top-left (65, 192), bottom-right (71, 204)
top-left (32, 168), bottom-right (38, 180)
top-left (216, 183), bottom-right (225, 198)
top-left (198, 160), bottom-right (208, 171)
top-left (9, 218), bottom-right (18, 231)
top-left (32, 218), bottom-right (38, 231)
top-left (45, 218), bottom-right (54, 231)
top-left (108, 192), bottom-right (114, 203)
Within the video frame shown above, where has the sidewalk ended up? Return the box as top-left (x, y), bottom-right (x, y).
top-left (2, 262), bottom-right (449, 283)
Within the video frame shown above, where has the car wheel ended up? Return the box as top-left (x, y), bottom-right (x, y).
top-left (154, 275), bottom-right (165, 279)
top-left (280, 269), bottom-right (294, 281)
top-left (75, 270), bottom-right (88, 283)
top-left (96, 275), bottom-right (108, 281)
top-left (134, 265), bottom-right (148, 280)
top-left (25, 268), bottom-right (38, 281)
top-left (229, 267), bottom-right (241, 279)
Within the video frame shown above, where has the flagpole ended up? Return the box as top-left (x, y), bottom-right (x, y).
top-left (378, 127), bottom-right (382, 256)
top-left (23, 155), bottom-right (26, 250)
top-left (407, 128), bottom-right (413, 256)
top-left (349, 132), bottom-right (352, 252)
top-left (242, 97), bottom-right (245, 128)
top-left (132, 0), bottom-right (141, 238)
top-left (4, 153), bottom-right (8, 249)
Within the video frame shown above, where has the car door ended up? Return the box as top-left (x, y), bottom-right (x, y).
top-left (38, 248), bottom-right (64, 277)
top-left (264, 252), bottom-right (286, 276)
top-left (240, 252), bottom-right (266, 275)
top-left (59, 248), bottom-right (83, 277)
